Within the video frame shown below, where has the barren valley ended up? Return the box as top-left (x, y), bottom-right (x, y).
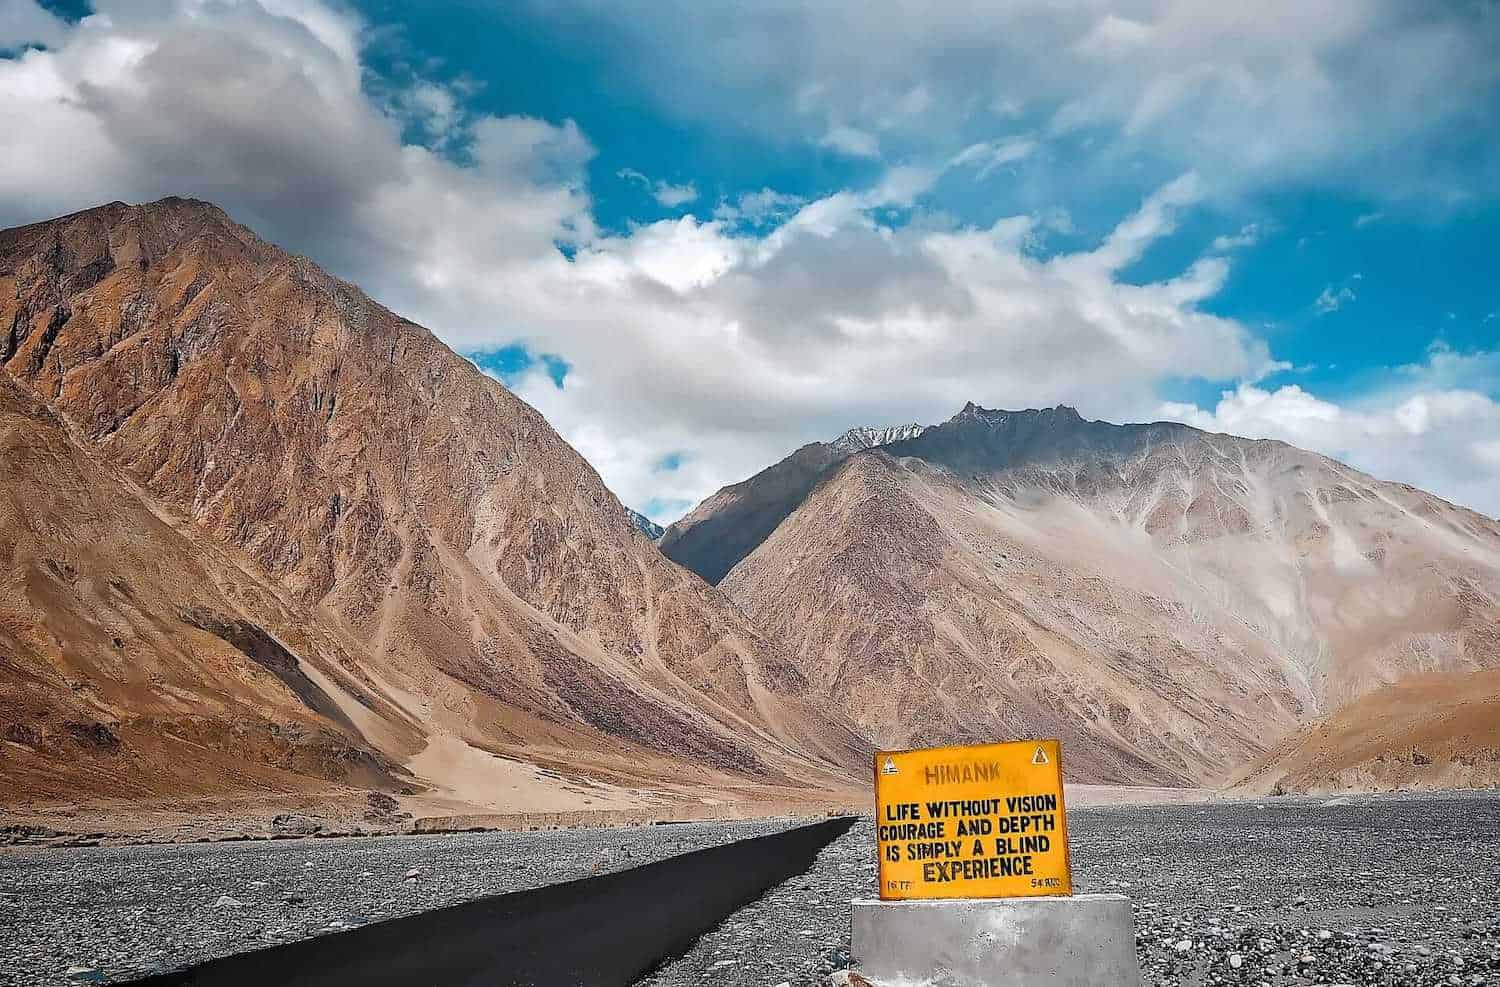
top-left (2, 197), bottom-right (1496, 846)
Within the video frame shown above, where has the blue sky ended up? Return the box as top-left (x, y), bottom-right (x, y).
top-left (354, 0), bottom-right (890, 226)
top-left (6, 1), bottom-right (1499, 520)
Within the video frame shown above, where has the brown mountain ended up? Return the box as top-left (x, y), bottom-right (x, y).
top-left (0, 371), bottom-right (410, 802)
top-left (660, 423), bottom-right (924, 584)
top-left (1233, 670), bottom-right (1500, 794)
top-left (713, 403), bottom-right (1500, 786)
top-left (0, 198), bottom-right (864, 818)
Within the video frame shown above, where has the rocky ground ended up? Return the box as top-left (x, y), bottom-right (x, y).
top-left (0, 816), bottom-right (807, 986)
top-left (640, 791), bottom-right (1500, 987)
top-left (4, 793), bottom-right (1497, 987)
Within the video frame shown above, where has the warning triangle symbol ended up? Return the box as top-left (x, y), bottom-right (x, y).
top-left (1031, 745), bottom-right (1049, 765)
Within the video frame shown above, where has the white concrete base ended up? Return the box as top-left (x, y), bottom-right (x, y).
top-left (851, 895), bottom-right (1143, 987)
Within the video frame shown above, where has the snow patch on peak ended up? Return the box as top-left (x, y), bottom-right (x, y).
top-left (626, 508), bottom-right (664, 540)
top-left (830, 423), bottom-right (927, 453)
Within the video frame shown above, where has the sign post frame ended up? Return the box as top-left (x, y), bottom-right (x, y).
top-left (873, 739), bottom-right (1072, 901)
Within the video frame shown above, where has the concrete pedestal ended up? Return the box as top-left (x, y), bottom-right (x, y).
top-left (851, 895), bottom-right (1143, 987)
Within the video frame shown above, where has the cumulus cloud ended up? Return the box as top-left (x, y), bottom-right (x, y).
top-left (3, 0), bottom-right (1487, 527)
top-left (507, 170), bottom-right (1273, 518)
top-left (0, 0), bottom-right (595, 281)
top-left (1159, 347), bottom-right (1500, 518)
top-left (1083, 171), bottom-right (1204, 271)
top-left (0, 0), bottom-right (1269, 521)
top-left (395, 81), bottom-right (464, 146)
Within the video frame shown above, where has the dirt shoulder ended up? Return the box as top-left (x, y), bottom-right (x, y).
top-left (0, 782), bottom-right (1226, 847)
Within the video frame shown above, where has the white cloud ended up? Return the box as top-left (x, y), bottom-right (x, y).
top-left (2, 0), bottom-right (67, 49)
top-left (0, 0), bottom-right (1292, 524)
top-left (1211, 222), bottom-right (1263, 252)
top-left (1082, 171), bottom-right (1203, 271)
top-left (1474, 440), bottom-right (1500, 469)
top-left (951, 136), bottom-right (1038, 179)
top-left (1315, 282), bottom-right (1357, 314)
top-left (1354, 210), bottom-right (1385, 227)
top-left (1158, 348), bottom-right (1500, 518)
top-left (652, 181), bottom-right (697, 207)
top-left (509, 174), bottom-right (1271, 515)
top-left (397, 81), bottom-right (462, 146)
top-left (820, 125), bottom-right (880, 158)
top-left (617, 167), bottom-right (697, 208)
top-left (713, 188), bottom-right (805, 227)
top-left (1072, 14), bottom-right (1154, 57)
top-left (538, 1), bottom-right (1500, 207)
top-left (16, 0), bottom-right (1487, 531)
top-left (578, 215), bottom-right (741, 294)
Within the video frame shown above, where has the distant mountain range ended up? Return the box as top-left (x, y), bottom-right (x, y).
top-left (677, 402), bottom-right (1500, 791)
top-left (2, 198), bottom-right (1495, 814)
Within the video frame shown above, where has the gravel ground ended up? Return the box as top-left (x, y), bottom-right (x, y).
top-left (640, 791), bottom-right (1500, 987)
top-left (0, 816), bottom-right (809, 986)
top-left (6, 794), bottom-right (1498, 987)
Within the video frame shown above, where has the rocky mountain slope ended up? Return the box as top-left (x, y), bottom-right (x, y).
top-left (0, 372), bottom-right (410, 801)
top-left (1233, 669), bottom-right (1500, 794)
top-left (714, 403), bottom-right (1500, 786)
top-left (0, 198), bottom-right (865, 814)
top-left (659, 423), bottom-right (924, 584)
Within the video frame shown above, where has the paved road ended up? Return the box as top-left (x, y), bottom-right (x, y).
top-left (641, 792), bottom-right (1500, 986)
top-left (0, 817), bottom-right (805, 986)
top-left (128, 818), bottom-right (853, 987)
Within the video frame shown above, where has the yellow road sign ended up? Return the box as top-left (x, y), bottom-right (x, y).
top-left (874, 739), bottom-right (1071, 900)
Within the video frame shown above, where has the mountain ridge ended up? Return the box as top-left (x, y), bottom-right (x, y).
top-left (626, 508), bottom-right (666, 540)
top-left (660, 421), bottom-right (931, 583)
top-left (709, 400), bottom-right (1500, 787)
top-left (0, 197), bottom-right (866, 814)
top-left (830, 423), bottom-right (926, 454)
top-left (4, 196), bottom-right (1493, 804)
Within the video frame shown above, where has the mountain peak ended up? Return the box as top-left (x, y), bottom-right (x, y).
top-left (952, 401), bottom-right (1083, 423)
top-left (60, 195), bottom-right (230, 223)
top-left (830, 423), bottom-right (927, 453)
top-left (626, 507), bottom-right (665, 540)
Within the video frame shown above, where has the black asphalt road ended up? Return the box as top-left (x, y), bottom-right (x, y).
top-left (1, 815), bottom-right (811, 985)
top-left (120, 817), bottom-right (854, 987)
